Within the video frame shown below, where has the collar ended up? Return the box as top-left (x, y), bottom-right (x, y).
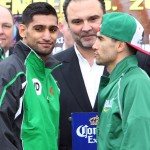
top-left (14, 40), bottom-right (60, 70)
top-left (74, 43), bottom-right (83, 61)
top-left (5, 50), bottom-right (9, 58)
top-left (109, 55), bottom-right (138, 83)
top-left (0, 47), bottom-right (5, 60)
top-left (74, 43), bottom-right (97, 67)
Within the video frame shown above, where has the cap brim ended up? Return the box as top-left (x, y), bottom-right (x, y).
top-left (127, 43), bottom-right (150, 56)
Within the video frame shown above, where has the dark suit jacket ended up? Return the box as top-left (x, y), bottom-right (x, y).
top-left (137, 51), bottom-right (150, 77)
top-left (52, 47), bottom-right (108, 150)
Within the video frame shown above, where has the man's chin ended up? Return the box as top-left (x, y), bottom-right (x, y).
top-left (82, 44), bottom-right (93, 49)
top-left (96, 60), bottom-right (104, 66)
top-left (36, 51), bottom-right (52, 57)
top-left (82, 41), bottom-right (95, 48)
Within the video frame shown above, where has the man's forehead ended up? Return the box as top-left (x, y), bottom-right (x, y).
top-left (96, 25), bottom-right (102, 36)
top-left (66, 0), bottom-right (103, 18)
top-left (31, 15), bottom-right (58, 25)
top-left (96, 32), bottom-right (106, 39)
top-left (0, 8), bottom-right (13, 24)
top-left (97, 32), bottom-right (101, 37)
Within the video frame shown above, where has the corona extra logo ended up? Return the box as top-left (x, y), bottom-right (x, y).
top-left (89, 115), bottom-right (99, 126)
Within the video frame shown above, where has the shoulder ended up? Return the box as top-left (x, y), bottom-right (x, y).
top-left (0, 54), bottom-right (25, 80)
top-left (121, 67), bottom-right (150, 89)
top-left (53, 46), bottom-right (75, 61)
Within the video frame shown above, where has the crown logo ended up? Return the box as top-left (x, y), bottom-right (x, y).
top-left (89, 115), bottom-right (99, 126)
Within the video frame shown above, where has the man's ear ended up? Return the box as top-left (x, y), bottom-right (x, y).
top-left (116, 41), bottom-right (126, 53)
top-left (18, 24), bottom-right (26, 38)
top-left (58, 22), bottom-right (63, 33)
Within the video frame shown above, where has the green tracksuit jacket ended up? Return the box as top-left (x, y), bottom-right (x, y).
top-left (97, 55), bottom-right (150, 150)
top-left (0, 41), bottom-right (60, 150)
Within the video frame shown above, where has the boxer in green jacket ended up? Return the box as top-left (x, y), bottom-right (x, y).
top-left (93, 12), bottom-right (150, 150)
top-left (0, 2), bottom-right (60, 150)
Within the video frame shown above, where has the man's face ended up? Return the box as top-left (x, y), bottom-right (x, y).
top-left (92, 33), bottom-right (117, 68)
top-left (19, 14), bottom-right (58, 60)
top-left (66, 0), bottom-right (103, 50)
top-left (0, 6), bottom-right (14, 51)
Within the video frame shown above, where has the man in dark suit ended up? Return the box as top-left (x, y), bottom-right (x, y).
top-left (51, 0), bottom-right (107, 149)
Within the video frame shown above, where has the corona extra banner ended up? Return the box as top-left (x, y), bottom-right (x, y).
top-left (72, 112), bottom-right (98, 150)
top-left (0, 0), bottom-right (149, 46)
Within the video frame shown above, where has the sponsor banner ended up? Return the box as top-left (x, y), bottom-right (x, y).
top-left (0, 0), bottom-right (65, 22)
top-left (72, 112), bottom-right (98, 150)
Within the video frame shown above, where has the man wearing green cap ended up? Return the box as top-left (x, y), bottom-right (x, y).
top-left (93, 12), bottom-right (150, 150)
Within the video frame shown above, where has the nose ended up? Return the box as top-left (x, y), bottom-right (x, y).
top-left (82, 21), bottom-right (92, 32)
top-left (92, 39), bottom-right (98, 51)
top-left (43, 29), bottom-right (51, 41)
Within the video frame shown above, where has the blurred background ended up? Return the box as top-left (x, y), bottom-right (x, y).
top-left (0, 0), bottom-right (149, 51)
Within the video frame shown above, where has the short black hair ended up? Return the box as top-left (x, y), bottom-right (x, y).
top-left (22, 2), bottom-right (58, 26)
top-left (63, 0), bottom-right (106, 22)
top-left (127, 44), bottom-right (137, 55)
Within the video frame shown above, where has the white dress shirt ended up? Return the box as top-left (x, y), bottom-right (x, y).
top-left (74, 44), bottom-right (104, 108)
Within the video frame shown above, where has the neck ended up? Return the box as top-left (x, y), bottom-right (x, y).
top-left (76, 45), bottom-right (95, 66)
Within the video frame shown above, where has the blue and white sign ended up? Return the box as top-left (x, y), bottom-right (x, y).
top-left (72, 112), bottom-right (98, 150)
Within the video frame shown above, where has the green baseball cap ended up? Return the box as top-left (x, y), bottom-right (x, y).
top-left (100, 12), bottom-right (150, 55)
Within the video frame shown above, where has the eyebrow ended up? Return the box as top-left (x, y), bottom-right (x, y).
top-left (71, 14), bottom-right (101, 22)
top-left (88, 15), bottom-right (101, 19)
top-left (33, 24), bottom-right (58, 28)
top-left (2, 22), bottom-right (13, 25)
